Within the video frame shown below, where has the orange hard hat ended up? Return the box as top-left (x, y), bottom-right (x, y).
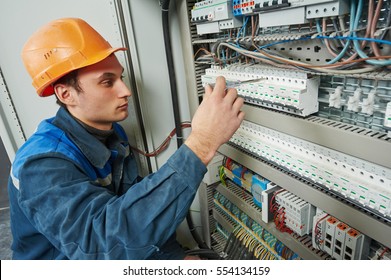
top-left (21, 18), bottom-right (126, 97)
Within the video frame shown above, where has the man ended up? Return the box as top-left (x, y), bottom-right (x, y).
top-left (8, 18), bottom-right (244, 259)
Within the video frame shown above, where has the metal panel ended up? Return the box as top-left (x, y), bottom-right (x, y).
top-left (176, 0), bottom-right (200, 118)
top-left (0, 69), bottom-right (25, 161)
top-left (121, 0), bottom-right (193, 171)
top-left (119, 0), bottom-right (199, 247)
top-left (219, 144), bottom-right (391, 248)
top-left (113, 0), bottom-right (152, 176)
top-left (199, 182), bottom-right (212, 248)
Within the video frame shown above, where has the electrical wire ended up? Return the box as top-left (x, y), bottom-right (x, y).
top-left (318, 10), bottom-right (353, 64)
top-left (162, 0), bottom-right (209, 250)
top-left (214, 198), bottom-right (282, 259)
top-left (331, 17), bottom-right (348, 51)
top-left (317, 0), bottom-right (375, 65)
top-left (317, 36), bottom-right (391, 46)
top-left (198, 1), bottom-right (390, 73)
top-left (352, 0), bottom-right (391, 66)
top-left (378, 0), bottom-right (391, 41)
top-left (130, 122), bottom-right (191, 157)
top-left (270, 189), bottom-right (285, 213)
top-left (223, 230), bottom-right (236, 257)
top-left (185, 248), bottom-right (222, 259)
top-left (225, 157), bottom-right (233, 170)
top-left (370, 0), bottom-right (385, 58)
top-left (217, 42), bottom-right (384, 74)
top-left (211, 0), bottom-right (391, 71)
top-left (219, 165), bottom-right (227, 186)
top-left (377, 246), bottom-right (389, 260)
top-left (251, 34), bottom-right (391, 53)
top-left (236, 17), bottom-right (249, 45)
top-left (314, 214), bottom-right (330, 250)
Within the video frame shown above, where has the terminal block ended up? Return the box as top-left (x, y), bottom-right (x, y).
top-left (261, 183), bottom-right (282, 223)
top-left (233, 0), bottom-right (260, 16)
top-left (324, 216), bottom-right (339, 256)
top-left (343, 228), bottom-right (370, 260)
top-left (333, 222), bottom-right (349, 259)
top-left (275, 190), bottom-right (316, 236)
top-left (312, 212), bottom-right (328, 251)
top-left (223, 164), bottom-right (253, 193)
top-left (251, 174), bottom-right (270, 207)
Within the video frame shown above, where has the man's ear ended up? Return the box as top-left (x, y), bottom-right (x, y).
top-left (54, 84), bottom-right (76, 106)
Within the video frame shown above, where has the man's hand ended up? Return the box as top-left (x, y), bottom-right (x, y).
top-left (185, 76), bottom-right (245, 165)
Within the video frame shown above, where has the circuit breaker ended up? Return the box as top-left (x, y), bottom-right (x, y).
top-left (191, 0), bottom-right (242, 34)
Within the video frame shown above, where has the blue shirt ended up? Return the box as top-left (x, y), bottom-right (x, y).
top-left (8, 107), bottom-right (206, 259)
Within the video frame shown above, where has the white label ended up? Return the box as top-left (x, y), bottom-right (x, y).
top-left (385, 102), bottom-right (391, 127)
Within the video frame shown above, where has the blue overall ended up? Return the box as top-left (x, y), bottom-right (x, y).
top-left (8, 107), bottom-right (206, 259)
